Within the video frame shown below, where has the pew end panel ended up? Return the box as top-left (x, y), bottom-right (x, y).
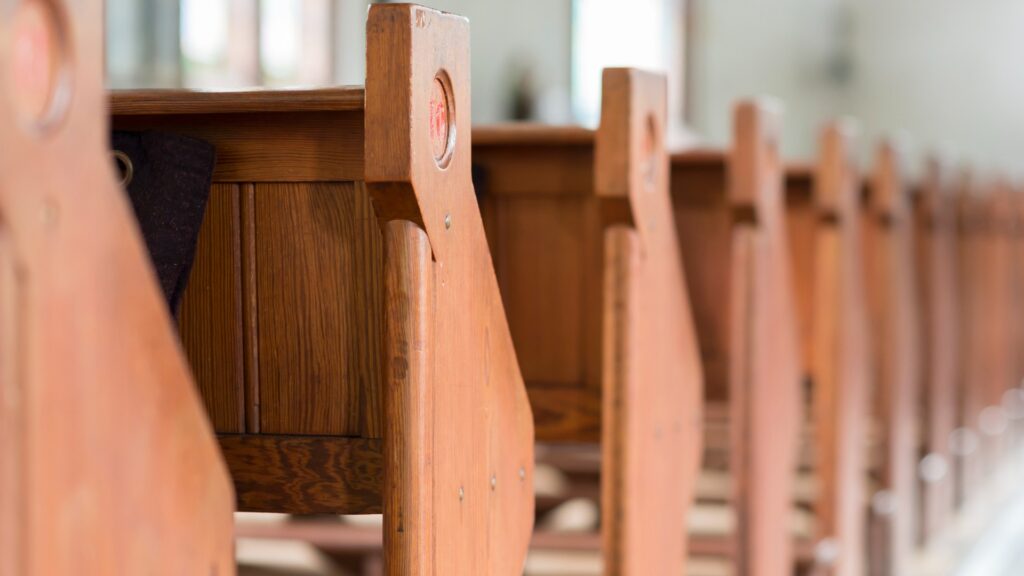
top-left (672, 100), bottom-right (802, 576)
top-left (366, 5), bottom-right (535, 573)
top-left (913, 155), bottom-right (960, 544)
top-left (863, 139), bottom-right (921, 576)
top-left (596, 68), bottom-right (704, 575)
top-left (786, 121), bottom-right (871, 575)
top-left (1, 1), bottom-right (235, 574)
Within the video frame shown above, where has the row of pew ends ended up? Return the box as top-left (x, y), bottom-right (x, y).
top-left (3, 2), bottom-right (1023, 576)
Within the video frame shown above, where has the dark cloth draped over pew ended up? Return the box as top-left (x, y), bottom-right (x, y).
top-left (111, 131), bottom-right (215, 315)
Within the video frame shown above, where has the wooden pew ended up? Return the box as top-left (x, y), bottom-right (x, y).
top-left (473, 68), bottom-right (703, 575)
top-left (979, 180), bottom-right (1018, 468)
top-left (0, 1), bottom-right (235, 574)
top-left (862, 140), bottom-right (921, 576)
top-left (783, 122), bottom-right (871, 575)
top-left (111, 5), bottom-right (535, 574)
top-left (673, 101), bottom-right (803, 576)
top-left (953, 169), bottom-right (987, 508)
top-left (911, 157), bottom-right (959, 546)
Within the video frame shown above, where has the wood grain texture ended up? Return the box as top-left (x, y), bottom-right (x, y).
top-left (111, 87), bottom-right (365, 115)
top-left (381, 221), bottom-right (435, 574)
top-left (253, 181), bottom-right (384, 437)
top-left (863, 140), bottom-right (920, 576)
top-left (365, 6), bottom-right (535, 575)
top-left (473, 144), bottom-right (595, 196)
top-left (0, 2), bottom-right (235, 574)
top-left (913, 157), bottom-right (958, 544)
top-left (220, 435), bottom-right (382, 514)
top-left (112, 109), bottom-right (364, 182)
top-left (484, 194), bottom-right (604, 394)
top-left (596, 69), bottom-right (703, 576)
top-left (179, 183), bottom-right (245, 433)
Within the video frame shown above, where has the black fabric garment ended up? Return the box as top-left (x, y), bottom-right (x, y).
top-left (111, 131), bottom-right (215, 316)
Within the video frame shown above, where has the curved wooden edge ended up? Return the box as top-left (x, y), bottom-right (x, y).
top-left (863, 141), bottom-right (921, 575)
top-left (915, 154), bottom-right (961, 544)
top-left (0, 2), bottom-right (235, 575)
top-left (365, 5), bottom-right (535, 574)
top-left (815, 120), bottom-right (860, 217)
top-left (595, 68), bottom-right (703, 575)
top-left (808, 121), bottom-right (870, 575)
top-left (868, 138), bottom-right (912, 220)
top-left (729, 100), bottom-right (802, 576)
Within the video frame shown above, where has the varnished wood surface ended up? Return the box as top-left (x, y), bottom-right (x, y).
top-left (596, 69), bottom-right (703, 576)
top-left (954, 173), bottom-right (985, 505)
top-left (785, 122), bottom-right (870, 576)
top-left (1, 2), bottom-right (235, 574)
top-left (863, 140), bottom-right (921, 576)
top-left (913, 157), bottom-right (959, 544)
top-left (110, 87), bottom-right (365, 115)
top-left (180, 183), bottom-right (246, 433)
top-left (254, 181), bottom-right (383, 437)
top-left (474, 123), bottom-right (595, 146)
top-left (221, 435), bottom-right (383, 514)
top-left (672, 101), bottom-right (802, 576)
top-left (112, 110), bottom-right (365, 182)
top-left (108, 14), bottom-right (536, 576)
top-left (365, 6), bottom-right (535, 574)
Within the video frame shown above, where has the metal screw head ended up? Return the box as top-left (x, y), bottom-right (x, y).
top-left (518, 467), bottom-right (526, 480)
top-left (458, 486), bottom-right (464, 501)
top-left (490, 475), bottom-right (497, 490)
top-left (444, 213), bottom-right (452, 230)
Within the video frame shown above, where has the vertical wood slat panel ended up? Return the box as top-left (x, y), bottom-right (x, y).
top-left (255, 181), bottom-right (383, 437)
top-left (179, 183), bottom-right (245, 433)
top-left (242, 183), bottom-right (261, 433)
top-left (487, 195), bottom-right (602, 390)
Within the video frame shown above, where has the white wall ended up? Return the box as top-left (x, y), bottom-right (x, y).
top-left (689, 0), bottom-right (1024, 175)
top-left (848, 0), bottom-right (1024, 177)
top-left (687, 0), bottom-right (852, 160)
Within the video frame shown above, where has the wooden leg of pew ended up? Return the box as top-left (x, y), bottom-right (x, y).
top-left (382, 220), bottom-right (436, 575)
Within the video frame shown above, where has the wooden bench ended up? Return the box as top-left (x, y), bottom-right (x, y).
top-left (911, 156), bottom-right (960, 546)
top-left (473, 68), bottom-right (703, 575)
top-left (0, 1), bottom-right (235, 574)
top-left (111, 5), bottom-right (535, 574)
top-left (672, 101), bottom-right (803, 576)
top-left (952, 170), bottom-right (1007, 508)
top-left (977, 180), bottom-right (1019, 467)
top-left (862, 139), bottom-right (921, 576)
top-left (783, 122), bottom-right (871, 575)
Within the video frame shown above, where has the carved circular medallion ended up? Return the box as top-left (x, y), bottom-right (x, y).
top-left (430, 73), bottom-right (455, 168)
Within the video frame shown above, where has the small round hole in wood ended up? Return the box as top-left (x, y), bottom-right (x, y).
top-left (9, 0), bottom-right (69, 134)
top-left (429, 72), bottom-right (455, 168)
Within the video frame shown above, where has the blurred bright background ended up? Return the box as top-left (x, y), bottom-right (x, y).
top-left (107, 0), bottom-right (1024, 176)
